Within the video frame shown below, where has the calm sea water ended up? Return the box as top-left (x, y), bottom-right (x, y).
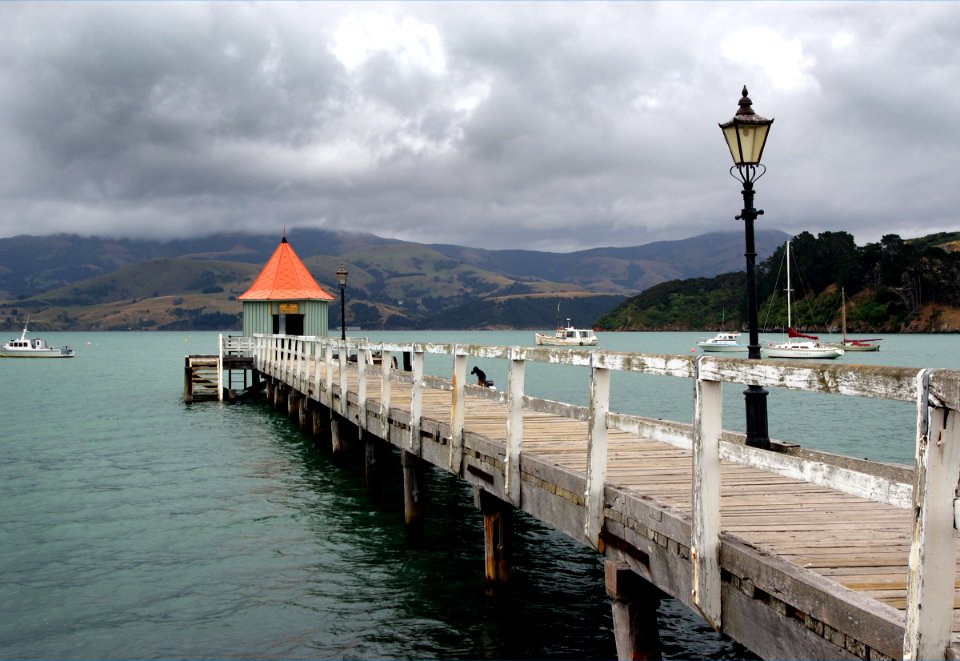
top-left (1, 330), bottom-right (957, 659)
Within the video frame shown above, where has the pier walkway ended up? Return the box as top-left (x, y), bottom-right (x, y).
top-left (234, 334), bottom-right (959, 660)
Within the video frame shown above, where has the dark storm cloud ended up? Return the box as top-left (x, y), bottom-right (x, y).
top-left (0, 2), bottom-right (957, 250)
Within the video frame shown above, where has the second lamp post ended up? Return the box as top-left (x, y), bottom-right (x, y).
top-left (336, 263), bottom-right (348, 341)
top-left (719, 86), bottom-right (773, 450)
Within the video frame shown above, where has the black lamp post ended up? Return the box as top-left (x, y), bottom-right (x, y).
top-left (719, 86), bottom-right (773, 450)
top-left (336, 263), bottom-right (348, 341)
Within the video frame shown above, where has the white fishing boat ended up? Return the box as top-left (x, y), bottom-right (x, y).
top-left (697, 331), bottom-right (749, 353)
top-left (0, 322), bottom-right (75, 358)
top-left (763, 242), bottom-right (843, 360)
top-left (535, 318), bottom-right (599, 347)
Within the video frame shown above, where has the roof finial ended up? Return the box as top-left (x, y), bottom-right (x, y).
top-left (281, 226), bottom-right (287, 244)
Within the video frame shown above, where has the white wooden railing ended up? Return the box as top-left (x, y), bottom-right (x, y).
top-left (251, 333), bottom-right (959, 660)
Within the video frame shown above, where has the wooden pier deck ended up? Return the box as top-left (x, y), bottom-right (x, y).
top-left (217, 335), bottom-right (960, 660)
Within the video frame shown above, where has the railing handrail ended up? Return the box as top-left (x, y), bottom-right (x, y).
top-left (250, 333), bottom-right (952, 402)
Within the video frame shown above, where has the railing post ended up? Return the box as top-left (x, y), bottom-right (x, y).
top-left (408, 346), bottom-right (424, 455)
top-left (903, 369), bottom-right (960, 661)
top-left (692, 356), bottom-right (723, 630)
top-left (450, 347), bottom-right (467, 476)
top-left (275, 335), bottom-right (282, 376)
top-left (324, 339), bottom-right (334, 409)
top-left (338, 340), bottom-right (348, 417)
top-left (380, 348), bottom-right (393, 441)
top-left (505, 347), bottom-right (525, 507)
top-left (299, 337), bottom-right (309, 393)
top-left (313, 337), bottom-right (323, 402)
top-left (217, 333), bottom-right (224, 402)
top-left (357, 340), bottom-right (369, 431)
top-left (584, 357), bottom-right (610, 550)
top-left (293, 337), bottom-right (304, 392)
top-left (304, 337), bottom-right (316, 396)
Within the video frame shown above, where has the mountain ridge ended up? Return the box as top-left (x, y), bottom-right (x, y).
top-left (0, 228), bottom-right (790, 331)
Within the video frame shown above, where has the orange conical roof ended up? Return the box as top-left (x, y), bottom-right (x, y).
top-left (238, 237), bottom-right (334, 301)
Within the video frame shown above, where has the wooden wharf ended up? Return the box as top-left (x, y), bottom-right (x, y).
top-left (189, 333), bottom-right (960, 660)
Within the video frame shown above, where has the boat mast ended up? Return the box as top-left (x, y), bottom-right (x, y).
top-left (841, 287), bottom-right (848, 343)
top-left (785, 241), bottom-right (793, 329)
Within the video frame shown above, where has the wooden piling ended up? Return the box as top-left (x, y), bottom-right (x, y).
top-left (402, 449), bottom-right (425, 544)
top-left (331, 416), bottom-right (346, 456)
top-left (364, 432), bottom-right (379, 493)
top-left (479, 489), bottom-right (512, 595)
top-left (298, 397), bottom-right (309, 431)
top-left (273, 383), bottom-right (286, 411)
top-left (183, 356), bottom-right (193, 403)
top-left (287, 391), bottom-right (300, 422)
top-left (311, 405), bottom-right (332, 449)
top-left (605, 560), bottom-right (663, 661)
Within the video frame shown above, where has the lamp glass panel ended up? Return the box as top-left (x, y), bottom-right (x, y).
top-left (738, 123), bottom-right (769, 164)
top-left (722, 124), bottom-right (742, 164)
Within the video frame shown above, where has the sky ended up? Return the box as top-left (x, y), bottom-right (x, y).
top-left (1, 2), bottom-right (958, 253)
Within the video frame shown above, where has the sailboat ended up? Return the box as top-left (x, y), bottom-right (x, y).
top-left (763, 241), bottom-right (844, 360)
top-left (829, 287), bottom-right (881, 352)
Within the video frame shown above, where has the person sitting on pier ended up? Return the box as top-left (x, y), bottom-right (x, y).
top-left (470, 366), bottom-right (493, 388)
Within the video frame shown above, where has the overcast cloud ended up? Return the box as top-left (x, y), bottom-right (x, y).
top-left (1, 2), bottom-right (957, 252)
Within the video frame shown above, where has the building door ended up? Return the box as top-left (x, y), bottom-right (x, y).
top-left (285, 314), bottom-right (304, 336)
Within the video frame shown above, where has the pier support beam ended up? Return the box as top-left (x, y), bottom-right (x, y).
top-left (605, 560), bottom-right (663, 661)
top-left (478, 489), bottom-right (512, 596)
top-left (402, 449), bottom-right (425, 545)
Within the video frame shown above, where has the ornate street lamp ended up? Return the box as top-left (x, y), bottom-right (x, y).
top-left (336, 263), bottom-right (348, 341)
top-left (720, 86), bottom-right (773, 450)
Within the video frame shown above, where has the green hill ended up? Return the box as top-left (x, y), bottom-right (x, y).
top-left (597, 231), bottom-right (960, 333)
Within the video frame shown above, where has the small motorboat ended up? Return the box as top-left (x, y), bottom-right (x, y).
top-left (0, 323), bottom-right (75, 358)
top-left (697, 331), bottom-right (749, 353)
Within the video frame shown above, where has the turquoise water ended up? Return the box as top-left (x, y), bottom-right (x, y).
top-left (1, 330), bottom-right (957, 659)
